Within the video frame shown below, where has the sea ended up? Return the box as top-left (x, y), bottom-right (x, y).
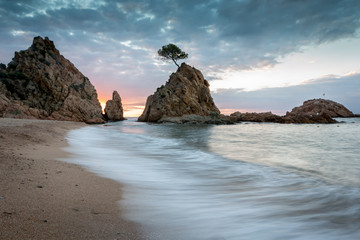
top-left (63, 118), bottom-right (360, 240)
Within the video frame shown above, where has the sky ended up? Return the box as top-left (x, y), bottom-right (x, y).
top-left (0, 0), bottom-right (360, 116)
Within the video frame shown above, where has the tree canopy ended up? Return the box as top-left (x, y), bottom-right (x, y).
top-left (157, 43), bottom-right (188, 68)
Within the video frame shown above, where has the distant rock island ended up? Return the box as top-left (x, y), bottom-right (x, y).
top-left (0, 36), bottom-right (124, 123)
top-left (230, 98), bottom-right (355, 124)
top-left (138, 63), bottom-right (230, 124)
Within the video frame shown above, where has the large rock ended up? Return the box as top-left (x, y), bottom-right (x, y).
top-left (104, 90), bottom-right (125, 121)
top-left (281, 99), bottom-right (354, 124)
top-left (138, 63), bottom-right (228, 124)
top-left (0, 36), bottom-right (105, 123)
top-left (285, 99), bottom-right (354, 118)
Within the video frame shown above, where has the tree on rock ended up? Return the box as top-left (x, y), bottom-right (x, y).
top-left (158, 43), bottom-right (188, 68)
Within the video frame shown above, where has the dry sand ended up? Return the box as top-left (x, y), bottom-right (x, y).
top-left (0, 118), bottom-right (144, 240)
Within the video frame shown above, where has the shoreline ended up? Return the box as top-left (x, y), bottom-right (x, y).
top-left (0, 118), bottom-right (144, 239)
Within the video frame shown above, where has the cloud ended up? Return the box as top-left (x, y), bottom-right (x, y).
top-left (2, 0), bottom-right (359, 68)
top-left (212, 73), bottom-right (360, 114)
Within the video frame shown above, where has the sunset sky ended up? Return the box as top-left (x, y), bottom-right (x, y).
top-left (1, 0), bottom-right (360, 116)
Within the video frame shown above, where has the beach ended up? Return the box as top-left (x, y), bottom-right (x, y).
top-left (0, 118), bottom-right (143, 240)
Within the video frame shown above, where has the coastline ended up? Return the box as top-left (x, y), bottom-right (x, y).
top-left (0, 118), bottom-right (144, 240)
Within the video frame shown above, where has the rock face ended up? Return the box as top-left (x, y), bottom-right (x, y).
top-left (104, 91), bottom-right (125, 121)
top-left (0, 36), bottom-right (105, 123)
top-left (138, 63), bottom-right (227, 124)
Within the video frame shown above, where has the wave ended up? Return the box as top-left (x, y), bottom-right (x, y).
top-left (63, 120), bottom-right (360, 240)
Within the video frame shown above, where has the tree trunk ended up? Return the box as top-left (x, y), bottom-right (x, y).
top-left (172, 58), bottom-right (179, 68)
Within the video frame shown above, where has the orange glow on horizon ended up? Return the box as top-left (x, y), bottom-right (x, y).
top-left (123, 105), bottom-right (145, 117)
top-left (99, 96), bottom-right (269, 118)
top-left (99, 94), bottom-right (145, 117)
top-left (100, 102), bottom-right (106, 114)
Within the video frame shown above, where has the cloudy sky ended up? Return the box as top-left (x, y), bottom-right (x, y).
top-left (1, 0), bottom-right (360, 116)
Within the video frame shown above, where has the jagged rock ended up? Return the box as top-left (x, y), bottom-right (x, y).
top-left (138, 63), bottom-right (228, 124)
top-left (104, 90), bottom-right (125, 121)
top-left (230, 111), bottom-right (283, 122)
top-left (0, 36), bottom-right (105, 123)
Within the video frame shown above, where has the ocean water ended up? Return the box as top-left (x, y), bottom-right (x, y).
top-left (64, 118), bottom-right (360, 240)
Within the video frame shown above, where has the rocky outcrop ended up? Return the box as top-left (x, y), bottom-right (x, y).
top-left (104, 90), bottom-right (125, 121)
top-left (230, 111), bottom-right (283, 122)
top-left (281, 99), bottom-right (354, 123)
top-left (230, 99), bottom-right (353, 124)
top-left (285, 99), bottom-right (354, 118)
top-left (282, 112), bottom-right (337, 124)
top-left (0, 36), bottom-right (105, 123)
top-left (138, 63), bottom-right (229, 124)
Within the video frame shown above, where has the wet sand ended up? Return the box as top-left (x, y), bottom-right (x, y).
top-left (0, 118), bottom-right (144, 240)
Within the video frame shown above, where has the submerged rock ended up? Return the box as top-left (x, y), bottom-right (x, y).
top-left (0, 36), bottom-right (105, 123)
top-left (104, 90), bottom-right (125, 121)
top-left (138, 63), bottom-right (229, 124)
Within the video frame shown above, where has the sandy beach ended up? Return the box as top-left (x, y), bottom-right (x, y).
top-left (0, 118), bottom-right (143, 240)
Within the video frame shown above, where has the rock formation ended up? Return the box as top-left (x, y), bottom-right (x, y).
top-left (281, 99), bottom-right (354, 123)
top-left (285, 99), bottom-right (354, 118)
top-left (230, 111), bottom-right (282, 123)
top-left (104, 90), bottom-right (125, 121)
top-left (230, 99), bottom-right (354, 124)
top-left (138, 63), bottom-right (229, 124)
top-left (0, 36), bottom-right (105, 123)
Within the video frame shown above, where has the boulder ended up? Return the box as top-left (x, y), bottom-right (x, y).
top-left (0, 36), bottom-right (105, 123)
top-left (138, 63), bottom-right (229, 124)
top-left (104, 90), bottom-right (125, 121)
